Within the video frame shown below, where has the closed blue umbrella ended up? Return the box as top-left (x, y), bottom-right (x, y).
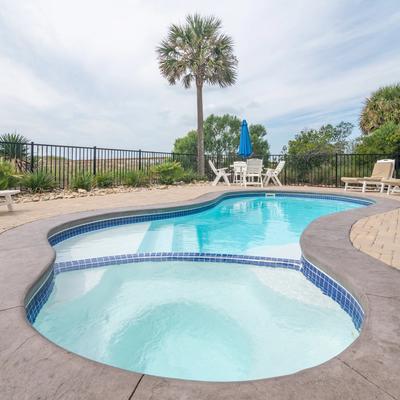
top-left (237, 119), bottom-right (253, 158)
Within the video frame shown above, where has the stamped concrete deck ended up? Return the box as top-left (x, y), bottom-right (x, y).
top-left (1, 185), bottom-right (400, 400)
top-left (351, 207), bottom-right (400, 270)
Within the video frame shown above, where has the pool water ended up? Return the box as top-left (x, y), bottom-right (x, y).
top-left (34, 261), bottom-right (359, 382)
top-left (54, 196), bottom-right (362, 262)
top-left (33, 194), bottom-right (365, 381)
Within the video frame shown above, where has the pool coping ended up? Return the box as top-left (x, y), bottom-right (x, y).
top-left (0, 188), bottom-right (399, 400)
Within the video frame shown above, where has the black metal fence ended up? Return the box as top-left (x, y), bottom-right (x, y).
top-left (209, 153), bottom-right (400, 187)
top-left (1, 140), bottom-right (399, 188)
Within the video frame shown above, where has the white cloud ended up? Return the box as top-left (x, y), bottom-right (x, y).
top-left (0, 0), bottom-right (399, 152)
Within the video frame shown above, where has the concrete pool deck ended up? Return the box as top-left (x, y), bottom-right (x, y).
top-left (0, 186), bottom-right (400, 399)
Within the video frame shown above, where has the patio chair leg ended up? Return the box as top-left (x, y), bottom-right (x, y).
top-left (344, 182), bottom-right (348, 191)
top-left (380, 183), bottom-right (385, 193)
top-left (387, 184), bottom-right (391, 195)
top-left (212, 174), bottom-right (221, 186)
top-left (274, 176), bottom-right (283, 186)
top-left (5, 194), bottom-right (13, 211)
top-left (223, 174), bottom-right (231, 186)
top-left (362, 181), bottom-right (367, 193)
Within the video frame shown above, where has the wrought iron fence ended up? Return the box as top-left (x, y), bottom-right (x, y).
top-left (0, 140), bottom-right (399, 188)
top-left (205, 153), bottom-right (400, 186)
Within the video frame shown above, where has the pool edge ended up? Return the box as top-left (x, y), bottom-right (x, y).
top-left (1, 188), bottom-right (400, 399)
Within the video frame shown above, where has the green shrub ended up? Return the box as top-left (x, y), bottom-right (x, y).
top-left (95, 172), bottom-right (114, 188)
top-left (178, 169), bottom-right (206, 183)
top-left (151, 161), bottom-right (184, 185)
top-left (21, 171), bottom-right (55, 192)
top-left (0, 159), bottom-right (20, 189)
top-left (71, 172), bottom-right (94, 191)
top-left (124, 170), bottom-right (150, 187)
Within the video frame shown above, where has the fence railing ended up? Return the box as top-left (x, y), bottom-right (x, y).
top-left (1, 140), bottom-right (399, 188)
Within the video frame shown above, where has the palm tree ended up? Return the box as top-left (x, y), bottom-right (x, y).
top-left (157, 14), bottom-right (238, 175)
top-left (360, 83), bottom-right (400, 134)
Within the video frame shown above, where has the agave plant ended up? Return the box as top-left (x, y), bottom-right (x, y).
top-left (0, 133), bottom-right (29, 158)
top-left (157, 14), bottom-right (238, 175)
top-left (360, 84), bottom-right (400, 134)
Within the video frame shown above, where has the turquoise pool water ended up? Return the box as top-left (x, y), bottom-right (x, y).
top-left (34, 261), bottom-right (359, 381)
top-left (54, 195), bottom-right (362, 261)
top-left (33, 194), bottom-right (365, 381)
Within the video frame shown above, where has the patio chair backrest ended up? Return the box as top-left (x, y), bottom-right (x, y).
top-left (371, 159), bottom-right (395, 179)
top-left (274, 160), bottom-right (285, 174)
top-left (246, 158), bottom-right (263, 174)
top-left (233, 161), bottom-right (247, 173)
top-left (208, 159), bottom-right (218, 175)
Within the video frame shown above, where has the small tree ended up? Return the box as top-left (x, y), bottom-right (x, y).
top-left (355, 122), bottom-right (400, 154)
top-left (157, 14), bottom-right (238, 175)
top-left (360, 84), bottom-right (400, 134)
top-left (173, 114), bottom-right (270, 160)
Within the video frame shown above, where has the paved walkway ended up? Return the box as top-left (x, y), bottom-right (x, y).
top-left (1, 184), bottom-right (399, 270)
top-left (351, 207), bottom-right (400, 270)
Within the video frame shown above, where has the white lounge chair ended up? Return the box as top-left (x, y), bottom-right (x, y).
top-left (263, 161), bottom-right (285, 186)
top-left (244, 159), bottom-right (263, 187)
top-left (382, 178), bottom-right (400, 195)
top-left (232, 161), bottom-right (247, 184)
top-left (208, 160), bottom-right (231, 186)
top-left (0, 190), bottom-right (20, 211)
top-left (341, 159), bottom-right (395, 193)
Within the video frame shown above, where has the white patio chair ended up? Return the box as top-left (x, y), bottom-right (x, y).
top-left (243, 159), bottom-right (263, 187)
top-left (208, 160), bottom-right (231, 186)
top-left (263, 161), bottom-right (285, 186)
top-left (232, 161), bottom-right (247, 184)
top-left (0, 190), bottom-right (20, 211)
top-left (342, 159), bottom-right (395, 192)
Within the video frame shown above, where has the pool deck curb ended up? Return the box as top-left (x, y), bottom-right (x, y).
top-left (0, 189), bottom-right (399, 400)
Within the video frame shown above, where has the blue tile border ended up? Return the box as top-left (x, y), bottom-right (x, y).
top-left (25, 269), bottom-right (54, 325)
top-left (48, 192), bottom-right (373, 246)
top-left (52, 252), bottom-right (301, 275)
top-left (301, 256), bottom-right (364, 331)
top-left (26, 251), bottom-right (364, 332)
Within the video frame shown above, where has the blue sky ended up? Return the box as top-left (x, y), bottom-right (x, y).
top-left (0, 1), bottom-right (399, 153)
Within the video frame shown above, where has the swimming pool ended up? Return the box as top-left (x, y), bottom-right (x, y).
top-left (53, 194), bottom-right (365, 262)
top-left (29, 193), bottom-right (369, 382)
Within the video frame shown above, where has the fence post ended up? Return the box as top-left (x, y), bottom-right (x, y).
top-left (138, 149), bottom-right (142, 170)
top-left (396, 153), bottom-right (400, 179)
top-left (30, 141), bottom-right (34, 172)
top-left (335, 153), bottom-right (338, 187)
top-left (93, 146), bottom-right (97, 176)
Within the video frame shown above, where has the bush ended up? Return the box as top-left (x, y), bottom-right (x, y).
top-left (71, 172), bottom-right (94, 191)
top-left (124, 170), bottom-right (150, 187)
top-left (21, 171), bottom-right (55, 192)
top-left (151, 161), bottom-right (184, 185)
top-left (95, 172), bottom-right (114, 188)
top-left (178, 169), bottom-right (206, 183)
top-left (0, 159), bottom-right (20, 189)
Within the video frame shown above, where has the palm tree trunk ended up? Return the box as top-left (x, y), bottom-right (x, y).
top-left (196, 82), bottom-right (205, 175)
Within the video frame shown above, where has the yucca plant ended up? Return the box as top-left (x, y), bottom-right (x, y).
top-left (124, 170), bottom-right (150, 187)
top-left (0, 133), bottom-right (30, 172)
top-left (0, 159), bottom-right (20, 189)
top-left (0, 133), bottom-right (29, 159)
top-left (360, 84), bottom-right (400, 134)
top-left (71, 172), bottom-right (95, 191)
top-left (157, 14), bottom-right (238, 175)
top-left (21, 171), bottom-right (55, 192)
top-left (151, 161), bottom-right (184, 185)
top-left (95, 172), bottom-right (114, 188)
